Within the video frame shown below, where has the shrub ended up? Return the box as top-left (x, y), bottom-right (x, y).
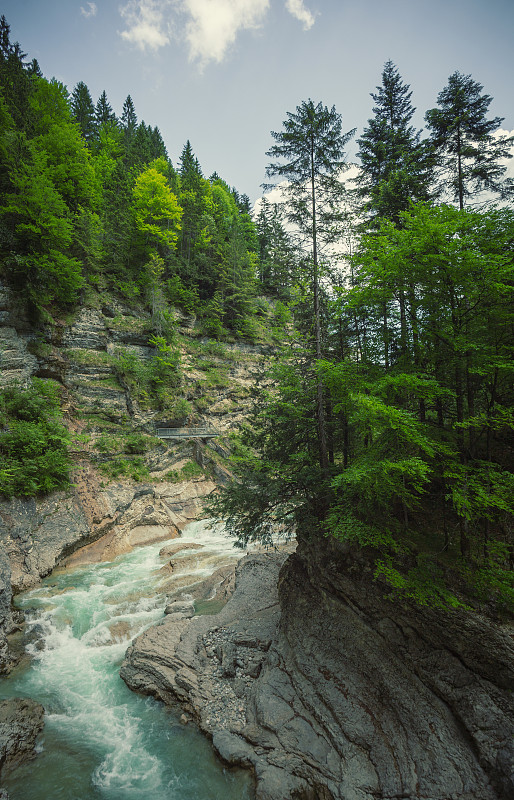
top-left (0, 380), bottom-right (71, 498)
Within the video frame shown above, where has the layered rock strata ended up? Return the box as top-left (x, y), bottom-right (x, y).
top-left (122, 538), bottom-right (514, 800)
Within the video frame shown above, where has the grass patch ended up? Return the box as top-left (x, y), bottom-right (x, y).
top-left (164, 459), bottom-right (206, 483)
top-left (98, 456), bottom-right (150, 482)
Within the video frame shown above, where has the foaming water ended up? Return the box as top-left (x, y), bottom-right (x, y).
top-left (0, 520), bottom-right (254, 800)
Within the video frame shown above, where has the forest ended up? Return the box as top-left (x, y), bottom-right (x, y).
top-left (0, 16), bottom-right (513, 611)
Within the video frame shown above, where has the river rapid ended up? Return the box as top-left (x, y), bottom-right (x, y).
top-left (0, 520), bottom-right (255, 800)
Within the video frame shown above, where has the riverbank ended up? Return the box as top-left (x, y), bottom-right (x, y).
top-left (0, 521), bottom-right (255, 800)
top-left (122, 535), bottom-right (514, 800)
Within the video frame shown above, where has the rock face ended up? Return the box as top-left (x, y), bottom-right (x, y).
top-left (0, 551), bottom-right (14, 674)
top-left (122, 537), bottom-right (514, 800)
top-left (0, 698), bottom-right (44, 771)
top-left (0, 476), bottom-right (217, 592)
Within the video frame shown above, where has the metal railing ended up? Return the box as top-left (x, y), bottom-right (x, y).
top-left (155, 426), bottom-right (219, 439)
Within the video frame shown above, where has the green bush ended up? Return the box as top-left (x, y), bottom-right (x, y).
top-left (99, 456), bottom-right (150, 482)
top-left (165, 459), bottom-right (205, 483)
top-left (0, 380), bottom-right (71, 498)
top-left (124, 433), bottom-right (149, 454)
top-left (165, 275), bottom-right (199, 315)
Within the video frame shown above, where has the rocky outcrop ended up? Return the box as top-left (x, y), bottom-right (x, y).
top-left (0, 551), bottom-right (15, 674)
top-left (0, 698), bottom-right (44, 771)
top-left (0, 473), bottom-right (217, 590)
top-left (121, 537), bottom-right (514, 800)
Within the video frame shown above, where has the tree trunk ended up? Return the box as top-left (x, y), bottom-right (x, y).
top-left (311, 133), bottom-right (329, 476)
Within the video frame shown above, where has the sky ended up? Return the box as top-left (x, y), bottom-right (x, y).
top-left (3, 0), bottom-right (514, 203)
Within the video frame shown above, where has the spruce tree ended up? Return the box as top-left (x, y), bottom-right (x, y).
top-left (356, 61), bottom-right (434, 226)
top-left (95, 90), bottom-right (117, 127)
top-left (71, 81), bottom-right (96, 143)
top-left (0, 16), bottom-right (33, 130)
top-left (425, 71), bottom-right (514, 208)
top-left (266, 99), bottom-right (354, 476)
top-left (121, 94), bottom-right (137, 133)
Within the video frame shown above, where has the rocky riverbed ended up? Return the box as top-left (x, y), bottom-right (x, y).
top-left (122, 536), bottom-right (514, 800)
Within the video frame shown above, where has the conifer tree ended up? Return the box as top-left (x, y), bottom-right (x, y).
top-left (121, 94), bottom-right (137, 133)
top-left (71, 81), bottom-right (96, 143)
top-left (356, 61), bottom-right (434, 226)
top-left (95, 90), bottom-right (117, 127)
top-left (0, 16), bottom-right (33, 129)
top-left (266, 99), bottom-right (354, 476)
top-left (425, 71), bottom-right (514, 208)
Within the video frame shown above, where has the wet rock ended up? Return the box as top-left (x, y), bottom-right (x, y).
top-left (0, 549), bottom-right (13, 673)
top-left (0, 698), bottom-right (44, 772)
top-left (24, 623), bottom-right (46, 652)
top-left (164, 601), bottom-right (195, 617)
top-left (122, 537), bottom-right (513, 800)
top-left (159, 542), bottom-right (204, 558)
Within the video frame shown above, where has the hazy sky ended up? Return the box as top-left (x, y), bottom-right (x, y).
top-left (3, 0), bottom-right (513, 202)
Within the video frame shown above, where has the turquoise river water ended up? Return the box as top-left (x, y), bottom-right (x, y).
top-left (0, 520), bottom-right (254, 800)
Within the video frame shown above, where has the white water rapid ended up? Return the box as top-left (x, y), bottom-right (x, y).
top-left (0, 520), bottom-right (254, 800)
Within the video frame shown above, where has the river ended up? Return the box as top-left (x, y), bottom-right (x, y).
top-left (0, 520), bottom-right (255, 800)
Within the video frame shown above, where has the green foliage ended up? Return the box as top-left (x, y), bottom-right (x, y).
top-left (356, 61), bottom-right (435, 225)
top-left (165, 459), bottom-right (205, 483)
top-left (132, 160), bottom-right (182, 254)
top-left (373, 557), bottom-right (468, 610)
top-left (165, 275), bottom-right (199, 315)
top-left (209, 200), bottom-right (514, 611)
top-left (99, 456), bottom-right (150, 482)
top-left (123, 433), bottom-right (149, 454)
top-left (113, 334), bottom-right (182, 411)
top-left (425, 71), bottom-right (514, 207)
top-left (0, 380), bottom-right (71, 498)
top-left (0, 23), bottom-right (262, 337)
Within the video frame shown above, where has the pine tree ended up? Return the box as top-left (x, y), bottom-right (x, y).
top-left (356, 61), bottom-right (434, 226)
top-left (178, 141), bottom-right (213, 280)
top-left (425, 71), bottom-right (514, 209)
top-left (255, 197), bottom-right (296, 298)
top-left (0, 16), bottom-right (33, 130)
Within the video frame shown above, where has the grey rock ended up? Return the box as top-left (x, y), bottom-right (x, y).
top-left (122, 538), bottom-right (513, 800)
top-left (0, 327), bottom-right (38, 388)
top-left (164, 601), bottom-right (195, 617)
top-left (0, 698), bottom-right (44, 772)
top-left (0, 550), bottom-right (13, 673)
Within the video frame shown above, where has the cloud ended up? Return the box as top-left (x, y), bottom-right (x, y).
top-left (119, 0), bottom-right (172, 51)
top-left (181, 0), bottom-right (270, 67)
top-left (118, 0), bottom-right (316, 62)
top-left (80, 2), bottom-right (97, 17)
top-left (285, 0), bottom-right (315, 30)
